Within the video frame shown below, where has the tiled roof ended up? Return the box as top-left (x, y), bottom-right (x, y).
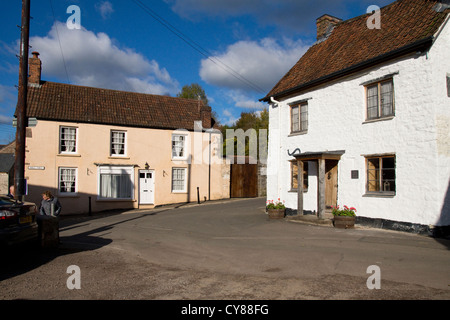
top-left (0, 154), bottom-right (14, 172)
top-left (26, 81), bottom-right (212, 130)
top-left (263, 0), bottom-right (450, 101)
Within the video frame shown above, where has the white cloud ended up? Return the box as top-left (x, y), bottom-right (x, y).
top-left (29, 22), bottom-right (180, 96)
top-left (200, 37), bottom-right (309, 93)
top-left (222, 108), bottom-right (239, 126)
top-left (96, 1), bottom-right (114, 20)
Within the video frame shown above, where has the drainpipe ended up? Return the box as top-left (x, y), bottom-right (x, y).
top-left (270, 97), bottom-right (282, 201)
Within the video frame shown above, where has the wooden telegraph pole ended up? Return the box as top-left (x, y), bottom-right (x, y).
top-left (14, 0), bottom-right (31, 200)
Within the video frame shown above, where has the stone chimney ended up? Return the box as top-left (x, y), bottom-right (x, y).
top-left (28, 51), bottom-right (42, 85)
top-left (200, 105), bottom-right (212, 129)
top-left (316, 14), bottom-right (342, 40)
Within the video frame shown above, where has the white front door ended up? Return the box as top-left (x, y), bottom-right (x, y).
top-left (139, 170), bottom-right (154, 204)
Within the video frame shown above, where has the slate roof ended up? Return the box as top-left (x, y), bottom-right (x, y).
top-left (0, 154), bottom-right (14, 173)
top-left (26, 81), bottom-right (212, 131)
top-left (262, 0), bottom-right (450, 101)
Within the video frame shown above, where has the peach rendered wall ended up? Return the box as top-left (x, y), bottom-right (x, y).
top-left (24, 120), bottom-right (230, 215)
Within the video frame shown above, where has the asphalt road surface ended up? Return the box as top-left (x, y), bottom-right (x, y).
top-left (1, 198), bottom-right (449, 301)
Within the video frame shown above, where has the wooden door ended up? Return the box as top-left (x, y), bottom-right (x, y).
top-left (230, 164), bottom-right (258, 198)
top-left (325, 160), bottom-right (338, 209)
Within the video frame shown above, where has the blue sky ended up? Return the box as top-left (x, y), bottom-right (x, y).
top-left (0, 0), bottom-right (394, 144)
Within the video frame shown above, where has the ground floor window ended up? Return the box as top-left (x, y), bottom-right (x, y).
top-left (98, 166), bottom-right (134, 199)
top-left (59, 167), bottom-right (77, 194)
top-left (172, 167), bottom-right (187, 193)
top-left (366, 155), bottom-right (396, 194)
top-left (290, 160), bottom-right (308, 192)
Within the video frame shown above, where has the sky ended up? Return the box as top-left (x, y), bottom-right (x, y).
top-left (0, 0), bottom-right (394, 144)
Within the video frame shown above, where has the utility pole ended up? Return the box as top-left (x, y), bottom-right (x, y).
top-left (15, 0), bottom-right (31, 200)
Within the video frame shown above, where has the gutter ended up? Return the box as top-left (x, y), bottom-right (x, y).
top-left (261, 36), bottom-right (434, 102)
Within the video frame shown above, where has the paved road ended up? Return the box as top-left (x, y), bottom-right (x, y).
top-left (1, 198), bottom-right (449, 300)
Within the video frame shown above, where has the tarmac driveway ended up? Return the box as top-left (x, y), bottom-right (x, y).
top-left (1, 197), bottom-right (449, 300)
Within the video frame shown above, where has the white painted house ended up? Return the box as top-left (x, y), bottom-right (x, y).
top-left (262, 0), bottom-right (450, 236)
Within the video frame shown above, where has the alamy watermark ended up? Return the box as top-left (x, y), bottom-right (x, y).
top-left (366, 265), bottom-right (381, 290)
top-left (367, 5), bottom-right (381, 30)
top-left (66, 265), bottom-right (81, 290)
top-left (66, 5), bottom-right (81, 30)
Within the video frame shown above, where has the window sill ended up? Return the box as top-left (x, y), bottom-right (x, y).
top-left (288, 131), bottom-right (308, 137)
top-left (288, 189), bottom-right (308, 193)
top-left (363, 192), bottom-right (395, 198)
top-left (108, 156), bottom-right (130, 159)
top-left (58, 193), bottom-right (79, 198)
top-left (362, 116), bottom-right (394, 124)
top-left (57, 153), bottom-right (81, 157)
top-left (171, 191), bottom-right (187, 194)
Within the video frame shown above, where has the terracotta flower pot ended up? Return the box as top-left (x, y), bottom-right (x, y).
top-left (267, 208), bottom-right (285, 219)
top-left (333, 216), bottom-right (356, 229)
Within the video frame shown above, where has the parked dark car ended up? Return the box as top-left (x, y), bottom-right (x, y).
top-left (0, 195), bottom-right (38, 246)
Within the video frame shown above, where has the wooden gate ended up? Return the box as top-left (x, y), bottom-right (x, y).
top-left (230, 163), bottom-right (258, 198)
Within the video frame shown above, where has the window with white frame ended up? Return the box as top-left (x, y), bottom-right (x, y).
top-left (366, 79), bottom-right (394, 120)
top-left (59, 167), bottom-right (77, 194)
top-left (290, 102), bottom-right (308, 133)
top-left (59, 126), bottom-right (77, 154)
top-left (111, 130), bottom-right (126, 156)
top-left (172, 134), bottom-right (187, 159)
top-left (98, 166), bottom-right (134, 199)
top-left (172, 167), bottom-right (187, 193)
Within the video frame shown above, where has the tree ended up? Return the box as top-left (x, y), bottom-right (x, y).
top-left (177, 83), bottom-right (209, 106)
top-left (219, 108), bottom-right (268, 160)
top-left (176, 83), bottom-right (220, 126)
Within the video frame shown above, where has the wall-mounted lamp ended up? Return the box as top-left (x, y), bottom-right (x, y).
top-left (145, 162), bottom-right (149, 170)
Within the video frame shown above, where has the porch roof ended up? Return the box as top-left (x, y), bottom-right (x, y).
top-left (290, 150), bottom-right (345, 161)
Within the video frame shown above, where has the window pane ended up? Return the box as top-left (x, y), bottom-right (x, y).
top-left (300, 104), bottom-right (308, 131)
top-left (291, 162), bottom-right (298, 189)
top-left (100, 173), bottom-right (131, 198)
top-left (111, 131), bottom-right (125, 155)
top-left (60, 127), bottom-right (76, 153)
top-left (367, 158), bottom-right (380, 192)
top-left (382, 157), bottom-right (396, 192)
top-left (172, 135), bottom-right (185, 158)
top-left (172, 168), bottom-right (186, 191)
top-left (291, 106), bottom-right (299, 132)
top-left (380, 81), bottom-right (394, 116)
top-left (367, 85), bottom-right (379, 119)
top-left (60, 168), bottom-right (76, 193)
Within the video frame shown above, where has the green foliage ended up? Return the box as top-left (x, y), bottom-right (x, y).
top-left (332, 205), bottom-right (357, 217)
top-left (266, 199), bottom-right (286, 210)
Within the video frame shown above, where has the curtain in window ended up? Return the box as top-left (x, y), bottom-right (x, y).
top-left (172, 135), bottom-right (185, 157)
top-left (112, 131), bottom-right (125, 155)
top-left (61, 168), bottom-right (76, 192)
top-left (100, 174), bottom-right (131, 198)
top-left (380, 81), bottom-right (393, 116)
top-left (62, 127), bottom-right (76, 152)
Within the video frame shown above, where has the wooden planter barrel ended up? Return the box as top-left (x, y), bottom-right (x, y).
top-left (333, 216), bottom-right (356, 229)
top-left (267, 209), bottom-right (285, 219)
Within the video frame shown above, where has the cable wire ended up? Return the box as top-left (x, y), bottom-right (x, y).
top-left (131, 0), bottom-right (266, 94)
top-left (48, 0), bottom-right (71, 84)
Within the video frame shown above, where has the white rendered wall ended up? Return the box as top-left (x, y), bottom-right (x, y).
top-left (267, 17), bottom-right (450, 226)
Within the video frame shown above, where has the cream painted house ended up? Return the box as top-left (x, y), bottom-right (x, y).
top-left (23, 52), bottom-right (229, 215)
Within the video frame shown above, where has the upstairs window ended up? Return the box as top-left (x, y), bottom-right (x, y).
top-left (111, 130), bottom-right (126, 156)
top-left (290, 102), bottom-right (308, 133)
top-left (59, 126), bottom-right (77, 154)
top-left (366, 79), bottom-right (394, 120)
top-left (172, 134), bottom-right (187, 160)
